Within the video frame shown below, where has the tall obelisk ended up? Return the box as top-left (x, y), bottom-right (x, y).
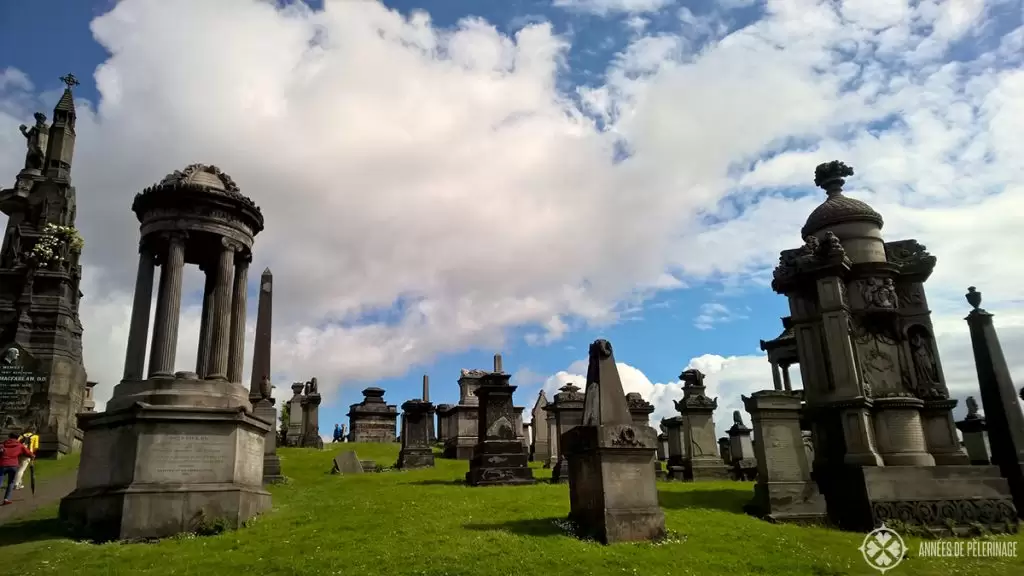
top-left (250, 268), bottom-right (273, 400)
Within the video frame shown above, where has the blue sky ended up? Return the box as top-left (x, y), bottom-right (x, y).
top-left (2, 0), bottom-right (1022, 438)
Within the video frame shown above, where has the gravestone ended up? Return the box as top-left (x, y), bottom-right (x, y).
top-left (674, 369), bottom-right (728, 481)
top-left (728, 410), bottom-right (757, 480)
top-left (530, 390), bottom-right (550, 463)
top-left (743, 390), bottom-right (826, 523)
top-left (627, 392), bottom-right (665, 479)
top-left (348, 387), bottom-right (398, 443)
top-left (955, 396), bottom-right (991, 465)
top-left (562, 339), bottom-right (665, 544)
top-left (546, 383), bottom-right (585, 483)
top-left (718, 437), bottom-right (731, 464)
top-left (465, 354), bottom-right (535, 486)
top-left (396, 398), bottom-right (435, 469)
top-left (443, 369), bottom-right (487, 459)
top-left (662, 416), bottom-right (686, 480)
top-left (360, 460), bottom-right (377, 472)
top-left (300, 380), bottom-right (323, 449)
top-left (331, 450), bottom-right (362, 474)
top-left (286, 381), bottom-right (304, 446)
top-left (0, 345), bottom-right (46, 431)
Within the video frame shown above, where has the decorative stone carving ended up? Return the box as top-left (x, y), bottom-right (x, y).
top-left (305, 377), bottom-right (318, 395)
top-left (871, 499), bottom-right (1017, 534)
top-left (18, 112), bottom-right (48, 171)
top-left (885, 239), bottom-right (937, 274)
top-left (861, 277), bottom-right (898, 310)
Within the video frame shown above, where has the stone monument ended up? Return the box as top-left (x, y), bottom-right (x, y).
top-left (285, 381), bottom-right (304, 446)
top-left (248, 267), bottom-right (281, 483)
top-left (347, 387), bottom-right (398, 442)
top-left (627, 392), bottom-right (666, 479)
top-left (59, 163), bottom-right (270, 540)
top-left (718, 437), bottom-right (731, 463)
top-left (435, 403), bottom-right (453, 444)
top-left (661, 416), bottom-right (685, 480)
top-left (396, 397), bottom-right (435, 469)
top-left (530, 390), bottom-right (550, 463)
top-left (743, 390), bottom-right (826, 523)
top-left (955, 396), bottom-right (991, 465)
top-left (769, 161), bottom-right (1014, 533)
top-left (421, 374), bottom-right (435, 442)
top-left (82, 381), bottom-right (97, 412)
top-left (759, 317), bottom-right (799, 391)
top-left (545, 383), bottom-right (585, 483)
top-left (562, 340), bottom-right (665, 544)
top-left (300, 378), bottom-right (323, 449)
top-left (728, 410), bottom-right (757, 480)
top-left (0, 75), bottom-right (89, 457)
top-left (964, 286), bottom-right (1024, 516)
top-left (442, 368), bottom-right (488, 459)
top-left (674, 369), bottom-right (728, 481)
top-left (465, 354), bottom-right (535, 486)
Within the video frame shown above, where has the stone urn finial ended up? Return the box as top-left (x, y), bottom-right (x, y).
top-left (966, 286), bottom-right (982, 310)
top-left (813, 160), bottom-right (854, 195)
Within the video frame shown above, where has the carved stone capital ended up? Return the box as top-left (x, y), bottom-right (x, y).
top-left (235, 250), bottom-right (253, 266)
top-left (162, 230), bottom-right (188, 245)
top-left (221, 237), bottom-right (244, 252)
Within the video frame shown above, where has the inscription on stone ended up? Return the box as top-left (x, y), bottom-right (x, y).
top-left (0, 353), bottom-right (46, 414)
top-left (150, 433), bottom-right (231, 483)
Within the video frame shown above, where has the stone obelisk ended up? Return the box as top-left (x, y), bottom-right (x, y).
top-left (250, 268), bottom-right (273, 400)
top-left (250, 268), bottom-right (282, 483)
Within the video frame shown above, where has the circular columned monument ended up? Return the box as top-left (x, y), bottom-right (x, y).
top-left (60, 164), bottom-right (273, 541)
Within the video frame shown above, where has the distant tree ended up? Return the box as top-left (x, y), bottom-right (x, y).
top-left (279, 403), bottom-right (290, 443)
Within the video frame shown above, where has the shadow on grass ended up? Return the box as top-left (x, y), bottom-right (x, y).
top-left (409, 479), bottom-right (466, 486)
top-left (658, 488), bottom-right (752, 513)
top-left (463, 517), bottom-right (565, 537)
top-left (0, 517), bottom-right (69, 548)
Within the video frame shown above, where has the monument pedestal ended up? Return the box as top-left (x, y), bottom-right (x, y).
top-left (465, 364), bottom-right (535, 486)
top-left (465, 440), bottom-right (535, 485)
top-left (443, 404), bottom-right (478, 459)
top-left (253, 398), bottom-right (283, 484)
top-left (397, 399), bottom-right (435, 469)
top-left (60, 382), bottom-right (271, 541)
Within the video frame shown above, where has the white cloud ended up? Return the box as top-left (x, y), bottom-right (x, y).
top-left (553, 0), bottom-right (673, 16)
top-left (693, 302), bottom-right (749, 330)
top-left (1, 0), bottom-right (1022, 415)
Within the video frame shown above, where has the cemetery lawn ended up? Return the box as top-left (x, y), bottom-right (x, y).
top-left (2, 444), bottom-right (1022, 576)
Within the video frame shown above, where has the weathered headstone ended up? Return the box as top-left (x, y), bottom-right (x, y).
top-left (60, 163), bottom-right (270, 541)
top-left (627, 392), bottom-right (665, 479)
top-left (397, 398), bottom-right (435, 469)
top-left (562, 339), bottom-right (665, 544)
top-left (530, 390), bottom-right (550, 463)
top-left (348, 387), bottom-right (398, 442)
top-left (674, 369), bottom-right (728, 481)
top-left (465, 354), bottom-right (535, 486)
top-left (331, 450), bottom-right (362, 474)
top-left (728, 410), bottom-right (757, 480)
top-left (443, 369), bottom-right (487, 459)
top-left (662, 416), bottom-right (686, 480)
top-left (546, 383), bottom-right (585, 483)
top-left (955, 396), bottom-right (991, 465)
top-left (286, 381), bottom-right (304, 446)
top-left (300, 379), bottom-right (323, 449)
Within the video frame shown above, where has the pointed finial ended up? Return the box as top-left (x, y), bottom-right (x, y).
top-left (966, 286), bottom-right (982, 310)
top-left (493, 353), bottom-right (503, 373)
top-left (60, 73), bottom-right (80, 90)
top-left (262, 267), bottom-right (272, 276)
top-left (814, 160), bottom-right (854, 196)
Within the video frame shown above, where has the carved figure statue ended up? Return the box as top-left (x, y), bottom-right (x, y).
top-left (732, 410), bottom-right (742, 426)
top-left (305, 377), bottom-right (318, 395)
top-left (18, 112), bottom-right (47, 171)
top-left (863, 277), bottom-right (897, 309)
top-left (822, 231), bottom-right (845, 258)
top-left (965, 396), bottom-right (979, 418)
top-left (801, 235), bottom-right (820, 255)
top-left (37, 194), bottom-right (51, 226)
top-left (910, 331), bottom-right (939, 388)
top-left (4, 225), bottom-right (22, 267)
top-left (259, 375), bottom-right (272, 400)
top-left (2, 347), bottom-right (20, 366)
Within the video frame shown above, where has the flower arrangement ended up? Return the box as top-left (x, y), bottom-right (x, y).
top-left (28, 223), bottom-right (84, 267)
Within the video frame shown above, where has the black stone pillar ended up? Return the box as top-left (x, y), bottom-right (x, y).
top-left (195, 265), bottom-right (216, 378)
top-left (965, 286), bottom-right (1024, 514)
top-left (227, 252), bottom-right (250, 384)
top-left (465, 369), bottom-right (535, 486)
top-left (397, 399), bottom-right (435, 469)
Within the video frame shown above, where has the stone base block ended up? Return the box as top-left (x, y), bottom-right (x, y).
top-left (443, 436), bottom-right (476, 460)
top-left (686, 460), bottom-right (731, 481)
top-left (397, 449), bottom-right (435, 469)
top-left (667, 466), bottom-right (685, 481)
top-left (746, 481), bottom-right (827, 524)
top-left (569, 506), bottom-right (667, 545)
top-left (466, 442), bottom-right (535, 486)
top-left (60, 402), bottom-right (271, 542)
top-left (263, 454), bottom-right (284, 484)
top-left (732, 459), bottom-right (757, 481)
top-left (825, 465), bottom-right (1019, 534)
top-left (654, 461), bottom-right (666, 480)
top-left (551, 456), bottom-right (569, 484)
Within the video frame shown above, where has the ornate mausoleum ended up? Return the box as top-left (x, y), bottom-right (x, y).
top-left (770, 161), bottom-right (1016, 533)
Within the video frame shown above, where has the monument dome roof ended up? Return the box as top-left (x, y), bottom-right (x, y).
top-left (801, 161), bottom-right (883, 237)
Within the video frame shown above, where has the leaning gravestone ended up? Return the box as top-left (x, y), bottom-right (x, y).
top-left (331, 450), bottom-right (363, 474)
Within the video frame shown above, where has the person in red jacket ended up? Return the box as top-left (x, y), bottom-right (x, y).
top-left (1, 432), bottom-right (30, 505)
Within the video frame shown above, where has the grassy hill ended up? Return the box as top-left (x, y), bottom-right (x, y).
top-left (2, 443), bottom-right (1022, 576)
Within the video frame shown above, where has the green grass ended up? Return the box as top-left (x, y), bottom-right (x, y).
top-left (2, 443), bottom-right (1022, 576)
top-left (30, 452), bottom-right (82, 480)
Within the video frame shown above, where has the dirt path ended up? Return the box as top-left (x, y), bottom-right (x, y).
top-left (0, 471), bottom-right (77, 525)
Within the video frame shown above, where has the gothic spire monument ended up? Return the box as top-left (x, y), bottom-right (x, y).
top-left (0, 73), bottom-right (88, 457)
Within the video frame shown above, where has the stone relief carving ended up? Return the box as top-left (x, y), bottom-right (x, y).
top-left (459, 368), bottom-right (489, 378)
top-left (907, 325), bottom-right (946, 399)
top-left (871, 499), bottom-right (1017, 528)
top-left (304, 377), bottom-right (318, 395)
top-left (772, 232), bottom-right (848, 285)
top-left (862, 277), bottom-right (898, 310)
top-left (895, 283), bottom-right (925, 308)
top-left (610, 427), bottom-right (644, 448)
top-left (884, 239), bottom-right (937, 272)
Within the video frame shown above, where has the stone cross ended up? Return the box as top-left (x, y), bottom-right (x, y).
top-left (60, 73), bottom-right (80, 89)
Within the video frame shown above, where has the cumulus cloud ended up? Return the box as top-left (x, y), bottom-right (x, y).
top-left (1, 0), bottom-right (1022, 413)
top-left (552, 0), bottom-right (673, 16)
top-left (693, 302), bottom-right (748, 330)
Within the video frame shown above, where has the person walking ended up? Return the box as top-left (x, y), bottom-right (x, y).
top-left (332, 423), bottom-right (342, 443)
top-left (13, 426), bottom-right (38, 490)
top-left (1, 432), bottom-right (30, 505)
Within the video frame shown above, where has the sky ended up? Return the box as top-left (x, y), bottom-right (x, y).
top-left (1, 0), bottom-right (1022, 442)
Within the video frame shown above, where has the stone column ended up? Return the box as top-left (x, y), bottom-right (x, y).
top-left (422, 374), bottom-right (430, 402)
top-left (148, 232), bottom-right (186, 379)
top-left (545, 408), bottom-right (558, 468)
top-left (206, 238), bottom-right (237, 381)
top-left (123, 244), bottom-right (156, 381)
top-left (195, 266), bottom-right (216, 378)
top-left (780, 363), bottom-right (793, 391)
top-left (770, 361), bottom-right (783, 391)
top-left (965, 286), bottom-right (1024, 513)
top-left (227, 252), bottom-right (250, 384)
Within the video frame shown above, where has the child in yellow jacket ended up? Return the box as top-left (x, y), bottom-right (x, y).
top-left (13, 426), bottom-right (38, 490)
